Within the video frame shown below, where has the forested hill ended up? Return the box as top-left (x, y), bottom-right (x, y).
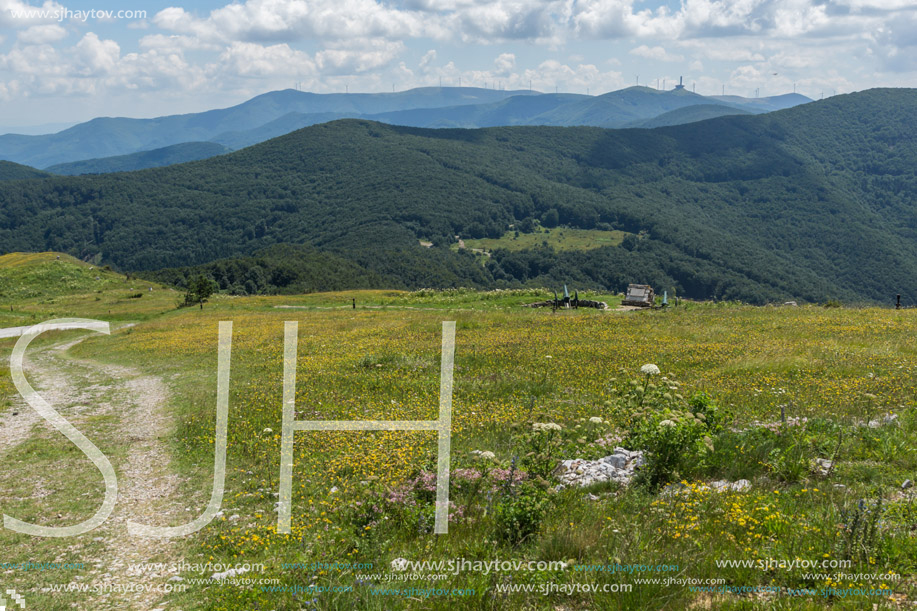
top-left (0, 88), bottom-right (915, 304)
top-left (46, 142), bottom-right (232, 175)
top-left (0, 160), bottom-right (49, 180)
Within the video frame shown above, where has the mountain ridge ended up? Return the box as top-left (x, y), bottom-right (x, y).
top-left (0, 88), bottom-right (906, 304)
top-left (0, 86), bottom-right (810, 169)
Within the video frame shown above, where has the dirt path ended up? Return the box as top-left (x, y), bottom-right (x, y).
top-left (0, 338), bottom-right (89, 456)
top-left (1, 334), bottom-right (184, 610)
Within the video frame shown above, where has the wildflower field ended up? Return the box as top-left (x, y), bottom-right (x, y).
top-left (1, 260), bottom-right (917, 609)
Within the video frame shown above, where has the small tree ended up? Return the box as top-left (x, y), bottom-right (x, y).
top-left (540, 208), bottom-right (559, 228)
top-left (182, 274), bottom-right (216, 308)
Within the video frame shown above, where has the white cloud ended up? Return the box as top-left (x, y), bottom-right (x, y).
top-left (17, 24), bottom-right (67, 44)
top-left (3, 0), bottom-right (917, 120)
top-left (1, 0), bottom-right (65, 27)
top-left (447, 0), bottom-right (565, 43)
top-left (0, 43), bottom-right (59, 76)
top-left (316, 40), bottom-right (404, 74)
top-left (839, 0), bottom-right (917, 11)
top-left (74, 33), bottom-right (120, 76)
top-left (419, 49), bottom-right (437, 69)
top-left (494, 52), bottom-right (515, 74)
top-left (678, 0), bottom-right (765, 36)
top-left (681, 41), bottom-right (766, 62)
top-left (629, 45), bottom-right (683, 62)
top-left (219, 42), bottom-right (317, 77)
top-left (153, 0), bottom-right (441, 43)
top-left (0, 31), bottom-right (214, 99)
top-left (139, 34), bottom-right (221, 52)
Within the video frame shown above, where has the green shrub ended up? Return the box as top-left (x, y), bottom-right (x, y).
top-left (606, 368), bottom-right (726, 490)
top-left (494, 481), bottom-right (549, 545)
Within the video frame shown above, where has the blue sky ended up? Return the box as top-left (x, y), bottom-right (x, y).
top-left (1, 0), bottom-right (916, 125)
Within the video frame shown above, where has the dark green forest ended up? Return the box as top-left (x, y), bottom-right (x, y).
top-left (46, 142), bottom-right (233, 176)
top-left (1, 88), bottom-right (916, 304)
top-left (0, 161), bottom-right (50, 181)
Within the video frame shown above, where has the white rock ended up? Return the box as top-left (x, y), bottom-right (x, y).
top-left (211, 567), bottom-right (249, 580)
top-left (710, 479), bottom-right (750, 492)
top-left (554, 450), bottom-right (644, 487)
top-left (604, 454), bottom-right (627, 469)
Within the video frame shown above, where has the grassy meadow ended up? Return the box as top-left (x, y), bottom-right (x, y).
top-left (453, 228), bottom-right (629, 254)
top-left (1, 253), bottom-right (916, 609)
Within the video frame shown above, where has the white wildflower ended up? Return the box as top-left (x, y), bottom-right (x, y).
top-left (589, 417), bottom-right (603, 424)
top-left (471, 450), bottom-right (496, 461)
top-left (640, 364), bottom-right (661, 376)
top-left (658, 419), bottom-right (676, 428)
top-left (532, 422), bottom-right (562, 432)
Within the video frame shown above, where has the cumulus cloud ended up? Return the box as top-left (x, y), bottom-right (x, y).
top-left (521, 58), bottom-right (625, 93)
top-left (219, 41), bottom-right (317, 77)
top-left (839, 0), bottom-right (917, 11)
top-left (153, 0), bottom-right (440, 43)
top-left (1, 0), bottom-right (65, 27)
top-left (679, 40), bottom-right (766, 62)
top-left (0, 30), bottom-right (214, 99)
top-left (3, 0), bottom-right (917, 118)
top-left (17, 24), bottom-right (67, 44)
top-left (629, 45), bottom-right (684, 62)
top-left (493, 52), bottom-right (515, 74)
top-left (573, 0), bottom-right (680, 39)
top-left (419, 49), bottom-right (437, 69)
top-left (139, 34), bottom-right (221, 51)
top-left (74, 33), bottom-right (120, 76)
top-left (316, 40), bottom-right (404, 74)
top-left (446, 0), bottom-right (565, 43)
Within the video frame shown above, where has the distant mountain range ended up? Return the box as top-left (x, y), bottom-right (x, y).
top-left (0, 88), bottom-right (913, 305)
top-left (631, 104), bottom-right (752, 128)
top-left (0, 86), bottom-right (810, 172)
top-left (0, 122), bottom-right (76, 136)
top-left (1, 87), bottom-right (536, 169)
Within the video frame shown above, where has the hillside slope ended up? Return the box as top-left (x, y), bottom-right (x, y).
top-left (630, 104), bottom-right (752, 128)
top-left (0, 160), bottom-right (49, 180)
top-left (0, 252), bottom-right (176, 325)
top-left (0, 88), bottom-right (913, 303)
top-left (46, 142), bottom-right (233, 175)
